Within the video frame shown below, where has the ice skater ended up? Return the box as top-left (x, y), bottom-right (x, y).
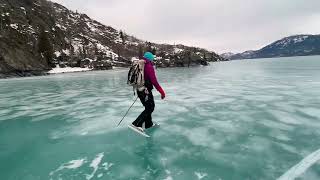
top-left (128, 52), bottom-right (166, 135)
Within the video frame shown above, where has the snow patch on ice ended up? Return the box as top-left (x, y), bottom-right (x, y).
top-left (269, 110), bottom-right (302, 125)
top-left (163, 176), bottom-right (173, 180)
top-left (195, 171), bottom-right (208, 179)
top-left (86, 153), bottom-right (104, 180)
top-left (278, 143), bottom-right (297, 154)
top-left (65, 159), bottom-right (85, 169)
top-left (49, 158), bottom-right (86, 176)
top-left (260, 119), bottom-right (294, 131)
top-left (102, 162), bottom-right (113, 171)
top-left (164, 169), bottom-right (173, 180)
top-left (300, 107), bottom-right (320, 118)
top-left (245, 136), bottom-right (271, 153)
top-left (170, 125), bottom-right (222, 150)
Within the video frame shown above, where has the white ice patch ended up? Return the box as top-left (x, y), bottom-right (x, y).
top-left (65, 160), bottom-right (85, 169)
top-left (260, 119), bottom-right (294, 131)
top-left (195, 171), bottom-right (208, 179)
top-left (169, 125), bottom-right (222, 150)
top-left (244, 136), bottom-right (271, 153)
top-left (81, 131), bottom-right (88, 136)
top-left (49, 158), bottom-right (86, 176)
top-left (86, 153), bottom-right (104, 180)
top-left (301, 107), bottom-right (320, 118)
top-left (102, 162), bottom-right (113, 171)
top-left (274, 133), bottom-right (291, 142)
top-left (277, 143), bottom-right (298, 154)
top-left (278, 148), bottom-right (320, 180)
top-left (163, 176), bottom-right (173, 180)
top-left (164, 169), bottom-right (173, 180)
top-left (269, 110), bottom-right (302, 125)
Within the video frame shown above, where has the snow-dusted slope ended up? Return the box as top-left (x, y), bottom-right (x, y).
top-left (0, 0), bottom-right (226, 77)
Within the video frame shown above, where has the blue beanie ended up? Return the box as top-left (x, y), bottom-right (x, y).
top-left (143, 52), bottom-right (154, 61)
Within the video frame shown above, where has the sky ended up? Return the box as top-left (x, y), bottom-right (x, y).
top-left (51, 0), bottom-right (320, 53)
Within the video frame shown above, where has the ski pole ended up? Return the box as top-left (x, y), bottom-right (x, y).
top-left (117, 96), bottom-right (139, 126)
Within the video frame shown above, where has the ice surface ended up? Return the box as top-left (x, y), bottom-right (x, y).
top-left (1, 56), bottom-right (320, 180)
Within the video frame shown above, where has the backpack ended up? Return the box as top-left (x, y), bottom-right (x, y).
top-left (127, 59), bottom-right (145, 93)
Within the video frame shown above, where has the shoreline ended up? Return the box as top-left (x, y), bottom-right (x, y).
top-left (0, 66), bottom-right (129, 79)
top-left (0, 62), bottom-right (213, 79)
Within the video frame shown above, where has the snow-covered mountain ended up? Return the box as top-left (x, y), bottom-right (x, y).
top-left (227, 34), bottom-right (320, 60)
top-left (220, 52), bottom-right (234, 59)
top-left (0, 0), bottom-right (226, 77)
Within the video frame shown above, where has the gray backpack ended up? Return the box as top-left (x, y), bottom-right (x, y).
top-left (127, 60), bottom-right (145, 92)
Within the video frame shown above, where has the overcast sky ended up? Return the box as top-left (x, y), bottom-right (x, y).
top-left (51, 0), bottom-right (320, 53)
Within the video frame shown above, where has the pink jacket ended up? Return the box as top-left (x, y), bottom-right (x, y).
top-left (144, 58), bottom-right (165, 96)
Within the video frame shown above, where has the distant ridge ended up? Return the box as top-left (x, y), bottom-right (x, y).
top-left (221, 34), bottom-right (320, 60)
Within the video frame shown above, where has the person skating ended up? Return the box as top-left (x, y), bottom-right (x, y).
top-left (129, 52), bottom-right (166, 133)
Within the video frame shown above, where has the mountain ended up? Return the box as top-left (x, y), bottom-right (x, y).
top-left (220, 52), bottom-right (234, 59)
top-left (0, 0), bottom-right (226, 78)
top-left (227, 34), bottom-right (320, 60)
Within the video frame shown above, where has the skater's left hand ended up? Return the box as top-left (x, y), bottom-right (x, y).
top-left (161, 91), bottom-right (166, 99)
top-left (161, 94), bottom-right (165, 99)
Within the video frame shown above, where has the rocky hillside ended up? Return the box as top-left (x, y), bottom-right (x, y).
top-left (225, 34), bottom-right (320, 60)
top-left (0, 0), bottom-right (226, 78)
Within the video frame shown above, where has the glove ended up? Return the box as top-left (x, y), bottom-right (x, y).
top-left (159, 89), bottom-right (166, 100)
top-left (161, 92), bottom-right (166, 100)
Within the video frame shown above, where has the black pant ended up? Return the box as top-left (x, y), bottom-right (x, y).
top-left (132, 89), bottom-right (155, 129)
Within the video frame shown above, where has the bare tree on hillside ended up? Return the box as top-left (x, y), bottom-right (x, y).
top-left (38, 27), bottom-right (54, 67)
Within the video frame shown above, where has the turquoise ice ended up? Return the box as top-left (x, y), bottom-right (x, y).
top-left (0, 56), bottom-right (320, 180)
